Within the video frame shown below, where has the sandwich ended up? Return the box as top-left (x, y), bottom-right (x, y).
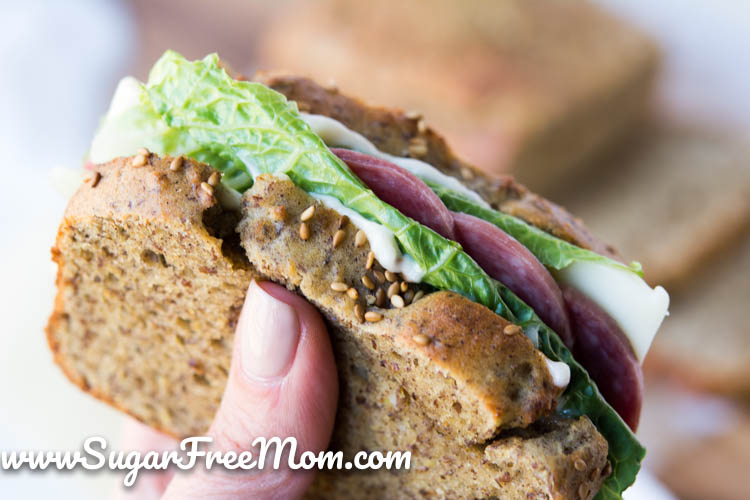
top-left (47, 51), bottom-right (669, 499)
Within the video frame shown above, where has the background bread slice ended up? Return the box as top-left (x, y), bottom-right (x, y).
top-left (644, 233), bottom-right (750, 395)
top-left (256, 0), bottom-right (658, 190)
top-left (550, 124), bottom-right (750, 289)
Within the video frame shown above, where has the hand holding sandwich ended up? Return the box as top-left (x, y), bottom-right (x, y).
top-left (123, 281), bottom-right (338, 499)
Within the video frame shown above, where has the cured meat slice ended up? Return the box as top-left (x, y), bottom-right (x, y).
top-left (452, 211), bottom-right (573, 347)
top-left (563, 285), bottom-right (643, 430)
top-left (332, 148), bottom-right (456, 239)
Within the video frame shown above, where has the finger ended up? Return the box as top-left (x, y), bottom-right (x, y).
top-left (113, 418), bottom-right (177, 499)
top-left (163, 280), bottom-right (338, 500)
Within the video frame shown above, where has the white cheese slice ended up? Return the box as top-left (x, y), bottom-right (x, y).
top-left (555, 262), bottom-right (669, 363)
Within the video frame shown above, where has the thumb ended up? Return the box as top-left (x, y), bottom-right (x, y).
top-left (164, 280), bottom-right (338, 500)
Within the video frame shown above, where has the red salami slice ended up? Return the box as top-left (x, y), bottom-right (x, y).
top-left (452, 211), bottom-right (573, 347)
top-left (332, 148), bottom-right (456, 240)
top-left (562, 285), bottom-right (643, 430)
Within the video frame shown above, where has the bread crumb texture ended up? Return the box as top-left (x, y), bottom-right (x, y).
top-left (48, 155), bottom-right (607, 498)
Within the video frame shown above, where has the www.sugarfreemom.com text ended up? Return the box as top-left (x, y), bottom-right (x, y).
top-left (1, 436), bottom-right (411, 486)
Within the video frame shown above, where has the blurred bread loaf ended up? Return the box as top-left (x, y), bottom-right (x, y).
top-left (258, 0), bottom-right (658, 190)
top-left (552, 124), bottom-right (750, 290)
top-left (645, 233), bottom-right (750, 396)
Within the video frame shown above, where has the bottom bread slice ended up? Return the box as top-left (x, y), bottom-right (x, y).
top-left (47, 156), bottom-right (608, 499)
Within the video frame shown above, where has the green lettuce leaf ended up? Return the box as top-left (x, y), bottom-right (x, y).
top-left (426, 182), bottom-right (643, 276)
top-left (92, 50), bottom-right (643, 498)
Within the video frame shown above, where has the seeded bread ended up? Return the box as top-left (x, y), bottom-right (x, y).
top-left (257, 0), bottom-right (658, 190)
top-left (240, 174), bottom-right (609, 498)
top-left (48, 156), bottom-right (608, 498)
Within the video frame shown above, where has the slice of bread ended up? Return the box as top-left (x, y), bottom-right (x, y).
top-left (549, 124), bottom-right (750, 289)
top-left (257, 0), bottom-right (658, 188)
top-left (47, 156), bottom-right (608, 498)
top-left (645, 233), bottom-right (750, 396)
top-left (47, 156), bottom-right (256, 435)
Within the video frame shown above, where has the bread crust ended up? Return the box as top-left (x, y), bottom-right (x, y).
top-left (257, 72), bottom-right (621, 260)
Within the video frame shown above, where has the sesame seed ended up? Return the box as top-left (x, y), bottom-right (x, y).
top-left (373, 270), bottom-right (385, 283)
top-left (417, 119), bottom-right (427, 134)
top-left (90, 171), bottom-right (102, 188)
top-left (391, 294), bottom-right (405, 308)
top-left (376, 288), bottom-right (386, 307)
top-left (408, 137), bottom-right (428, 157)
top-left (405, 110), bottom-right (422, 120)
top-left (355, 230), bottom-right (367, 247)
top-left (361, 275), bottom-right (375, 290)
top-left (300, 205), bottom-right (315, 221)
top-left (200, 182), bottom-right (214, 196)
top-left (400, 281), bottom-right (408, 293)
top-left (169, 156), bottom-right (184, 171)
top-left (403, 289), bottom-right (414, 303)
top-left (384, 270), bottom-right (398, 282)
top-left (131, 154), bottom-right (147, 167)
top-left (504, 324), bottom-right (522, 336)
top-left (332, 229), bottom-right (346, 248)
top-left (413, 334), bottom-right (430, 346)
top-left (366, 294), bottom-right (376, 305)
top-left (299, 222), bottom-right (310, 240)
top-left (460, 167), bottom-right (475, 180)
top-left (354, 304), bottom-right (365, 323)
top-left (364, 311), bottom-right (383, 323)
top-left (366, 251), bottom-right (375, 270)
top-left (137, 147), bottom-right (150, 157)
top-left (208, 171), bottom-right (221, 186)
top-left (574, 459), bottom-right (586, 471)
top-left (387, 282), bottom-right (400, 298)
top-left (347, 287), bottom-right (359, 300)
top-left (330, 282), bottom-right (348, 292)
top-left (412, 290), bottom-right (425, 302)
top-left (338, 215), bottom-right (349, 228)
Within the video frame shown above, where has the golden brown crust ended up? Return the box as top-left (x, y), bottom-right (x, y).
top-left (257, 73), bottom-right (621, 260)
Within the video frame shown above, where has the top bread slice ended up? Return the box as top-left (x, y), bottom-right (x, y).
top-left (47, 79), bottom-right (614, 498)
